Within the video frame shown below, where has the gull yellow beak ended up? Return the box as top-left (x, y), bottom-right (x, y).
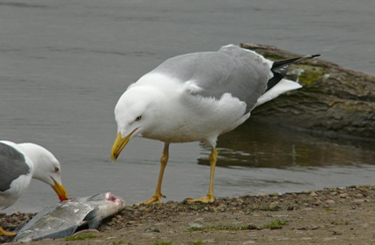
top-left (52, 179), bottom-right (69, 201)
top-left (111, 129), bottom-right (138, 163)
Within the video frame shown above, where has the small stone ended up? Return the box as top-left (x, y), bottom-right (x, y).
top-left (312, 200), bottom-right (321, 206)
top-left (189, 222), bottom-right (203, 228)
top-left (247, 224), bottom-right (259, 230)
top-left (310, 192), bottom-right (318, 197)
top-left (339, 193), bottom-right (349, 198)
top-left (144, 226), bottom-right (160, 233)
top-left (216, 204), bottom-right (227, 212)
top-left (138, 206), bottom-right (147, 211)
top-left (269, 201), bottom-right (279, 208)
top-left (73, 229), bottom-right (100, 236)
top-left (325, 200), bottom-right (335, 204)
top-left (323, 237), bottom-right (337, 241)
top-left (353, 199), bottom-right (365, 203)
top-left (270, 192), bottom-right (282, 197)
top-left (242, 241), bottom-right (256, 244)
top-left (297, 227), bottom-right (308, 230)
top-left (106, 236), bottom-right (117, 240)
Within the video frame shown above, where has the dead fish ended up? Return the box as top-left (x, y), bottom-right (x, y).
top-left (13, 192), bottom-right (126, 242)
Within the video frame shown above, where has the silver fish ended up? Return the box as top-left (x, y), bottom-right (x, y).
top-left (13, 192), bottom-right (126, 242)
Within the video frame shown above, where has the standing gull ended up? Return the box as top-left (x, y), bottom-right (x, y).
top-left (0, 141), bottom-right (69, 236)
top-left (111, 44), bottom-right (319, 204)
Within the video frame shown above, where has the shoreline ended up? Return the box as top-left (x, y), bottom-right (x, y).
top-left (2, 185), bottom-right (375, 244)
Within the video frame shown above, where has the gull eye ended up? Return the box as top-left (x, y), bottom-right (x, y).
top-left (135, 115), bottom-right (142, 121)
top-left (54, 167), bottom-right (59, 173)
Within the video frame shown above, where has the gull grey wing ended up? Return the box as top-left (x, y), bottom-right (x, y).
top-left (150, 45), bottom-right (271, 112)
top-left (0, 143), bottom-right (30, 192)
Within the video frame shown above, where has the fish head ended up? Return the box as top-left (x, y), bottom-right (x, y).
top-left (86, 192), bottom-right (126, 221)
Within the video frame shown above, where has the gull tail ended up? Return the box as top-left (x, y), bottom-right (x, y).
top-left (267, 54), bottom-right (320, 91)
top-left (255, 54), bottom-right (320, 107)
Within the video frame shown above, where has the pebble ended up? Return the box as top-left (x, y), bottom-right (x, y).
top-left (325, 200), bottom-right (335, 204)
top-left (242, 240), bottom-right (256, 244)
top-left (189, 223), bottom-right (203, 228)
top-left (270, 192), bottom-right (282, 197)
top-left (269, 201), bottom-right (279, 208)
top-left (144, 226), bottom-right (160, 232)
top-left (353, 199), bottom-right (365, 203)
top-left (2, 185), bottom-right (375, 244)
top-left (310, 192), bottom-right (318, 197)
top-left (302, 190), bottom-right (313, 194)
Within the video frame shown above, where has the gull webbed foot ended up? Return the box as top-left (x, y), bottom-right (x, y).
top-left (0, 228), bottom-right (16, 236)
top-left (187, 194), bottom-right (216, 204)
top-left (136, 194), bottom-right (165, 205)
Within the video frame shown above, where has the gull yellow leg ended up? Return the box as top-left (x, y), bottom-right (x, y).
top-left (0, 227), bottom-right (16, 236)
top-left (188, 147), bottom-right (217, 203)
top-left (138, 143), bottom-right (169, 205)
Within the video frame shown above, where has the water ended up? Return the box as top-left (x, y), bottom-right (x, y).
top-left (1, 0), bottom-right (374, 214)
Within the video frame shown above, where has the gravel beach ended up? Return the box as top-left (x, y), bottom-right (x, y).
top-left (2, 185), bottom-right (375, 244)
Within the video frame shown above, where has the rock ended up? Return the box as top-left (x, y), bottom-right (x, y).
top-left (189, 223), bottom-right (203, 229)
top-left (215, 204), bottom-right (227, 212)
top-left (269, 201), bottom-right (279, 208)
top-left (241, 43), bottom-right (375, 139)
top-left (242, 240), bottom-right (256, 244)
top-left (310, 192), bottom-right (318, 197)
top-left (325, 200), bottom-right (335, 204)
top-left (339, 193), bottom-right (349, 198)
top-left (353, 199), bottom-right (365, 203)
top-left (247, 224), bottom-right (259, 230)
top-left (333, 231), bottom-right (343, 235)
top-left (144, 226), bottom-right (160, 233)
top-left (269, 192), bottom-right (282, 197)
top-left (73, 229), bottom-right (100, 236)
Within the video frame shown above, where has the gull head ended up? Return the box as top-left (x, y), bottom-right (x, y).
top-left (111, 86), bottom-right (161, 162)
top-left (17, 143), bottom-right (69, 201)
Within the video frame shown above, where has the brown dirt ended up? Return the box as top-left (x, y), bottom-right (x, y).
top-left (2, 185), bottom-right (375, 244)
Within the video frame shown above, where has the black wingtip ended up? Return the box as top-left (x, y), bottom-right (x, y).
top-left (266, 53), bottom-right (320, 92)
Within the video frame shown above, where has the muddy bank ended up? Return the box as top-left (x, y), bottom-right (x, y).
top-left (241, 43), bottom-right (375, 140)
top-left (2, 185), bottom-right (375, 244)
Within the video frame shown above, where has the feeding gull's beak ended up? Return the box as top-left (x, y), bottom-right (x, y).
top-left (111, 128), bottom-right (138, 163)
top-left (51, 179), bottom-right (69, 201)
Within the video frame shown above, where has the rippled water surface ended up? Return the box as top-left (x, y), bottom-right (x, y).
top-left (1, 0), bottom-right (374, 214)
